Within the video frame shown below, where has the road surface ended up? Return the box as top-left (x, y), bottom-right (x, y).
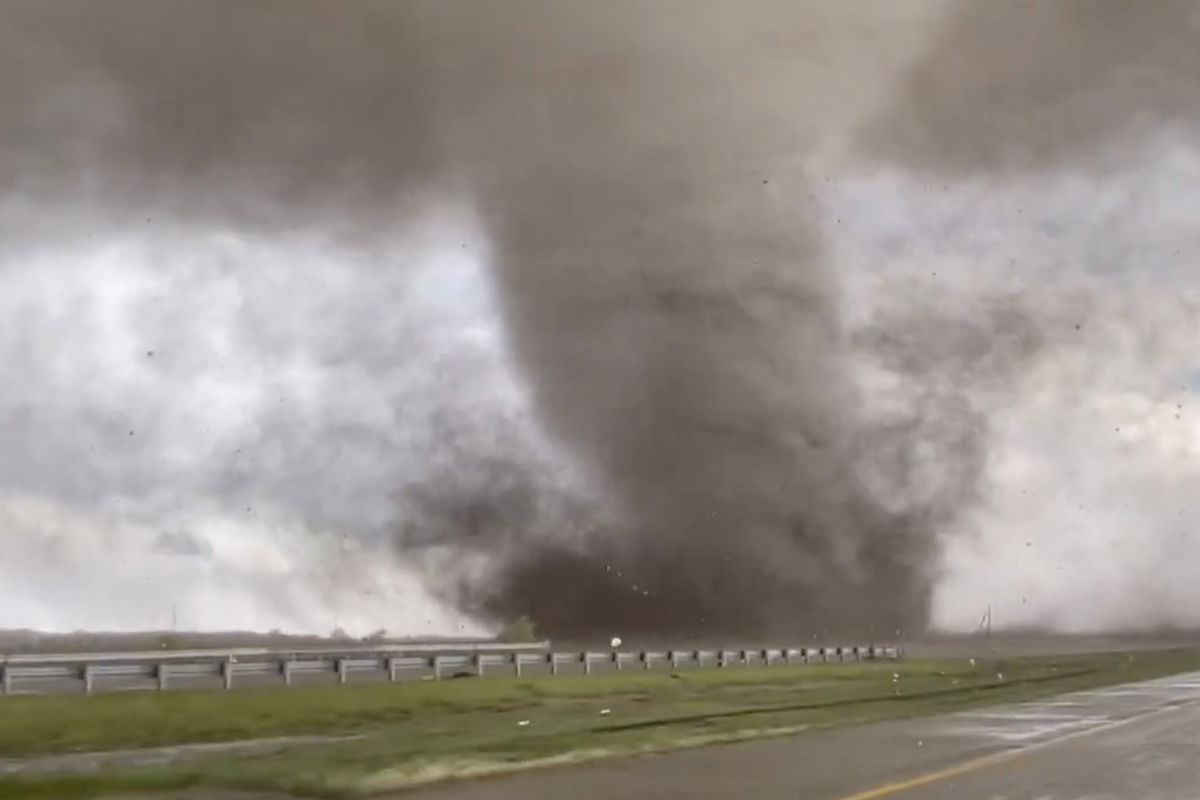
top-left (409, 670), bottom-right (1200, 800)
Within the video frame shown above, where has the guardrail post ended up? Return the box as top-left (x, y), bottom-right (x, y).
top-left (612, 651), bottom-right (622, 671)
top-left (512, 653), bottom-right (522, 677)
top-left (0, 665), bottom-right (9, 695)
top-left (83, 664), bottom-right (95, 694)
top-left (717, 650), bottom-right (727, 669)
top-left (222, 658), bottom-right (233, 690)
top-left (582, 652), bottom-right (592, 675)
top-left (157, 663), bottom-right (168, 691)
top-left (386, 657), bottom-right (397, 682)
top-left (431, 655), bottom-right (442, 679)
top-left (640, 652), bottom-right (650, 671)
top-left (337, 658), bottom-right (348, 684)
top-left (668, 650), bottom-right (678, 669)
top-left (281, 657), bottom-right (292, 686)
top-left (740, 649), bottom-right (749, 667)
top-left (548, 653), bottom-right (559, 676)
top-left (473, 653), bottom-right (483, 678)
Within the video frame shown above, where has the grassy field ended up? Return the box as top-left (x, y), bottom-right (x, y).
top-left (2, 648), bottom-right (1198, 798)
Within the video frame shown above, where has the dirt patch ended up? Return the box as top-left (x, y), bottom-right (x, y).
top-left (0, 735), bottom-right (364, 776)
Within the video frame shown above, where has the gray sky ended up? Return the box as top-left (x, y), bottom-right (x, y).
top-left (3, 0), bottom-right (1199, 636)
top-left (824, 150), bottom-right (1200, 631)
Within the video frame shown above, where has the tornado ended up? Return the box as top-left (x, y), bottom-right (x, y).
top-left (4, 0), bottom-right (993, 639)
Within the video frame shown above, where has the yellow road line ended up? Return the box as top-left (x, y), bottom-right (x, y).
top-left (836, 699), bottom-right (1197, 800)
top-left (837, 748), bottom-right (1021, 800)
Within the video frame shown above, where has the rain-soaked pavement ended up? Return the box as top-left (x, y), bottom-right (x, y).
top-left (406, 670), bottom-right (1200, 800)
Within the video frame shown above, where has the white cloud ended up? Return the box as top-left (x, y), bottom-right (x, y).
top-left (0, 202), bottom-right (568, 636)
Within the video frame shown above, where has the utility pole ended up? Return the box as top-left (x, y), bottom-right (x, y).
top-left (978, 605), bottom-right (992, 638)
top-left (333, 534), bottom-right (347, 635)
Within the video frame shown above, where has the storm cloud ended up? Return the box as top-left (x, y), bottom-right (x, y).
top-left (3, 1), bottom-right (1199, 639)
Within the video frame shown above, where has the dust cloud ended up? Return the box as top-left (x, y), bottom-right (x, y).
top-left (851, 0), bottom-right (1200, 632)
top-left (3, 1), bottom-right (1198, 639)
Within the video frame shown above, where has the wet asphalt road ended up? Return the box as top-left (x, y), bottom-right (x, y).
top-left (887, 698), bottom-right (1200, 800)
top-left (406, 671), bottom-right (1200, 800)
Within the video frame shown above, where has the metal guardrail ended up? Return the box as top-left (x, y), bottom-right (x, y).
top-left (0, 640), bottom-right (550, 664)
top-left (0, 643), bottom-right (901, 696)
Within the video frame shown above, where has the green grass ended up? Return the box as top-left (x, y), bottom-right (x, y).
top-left (2, 648), bottom-right (1198, 798)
